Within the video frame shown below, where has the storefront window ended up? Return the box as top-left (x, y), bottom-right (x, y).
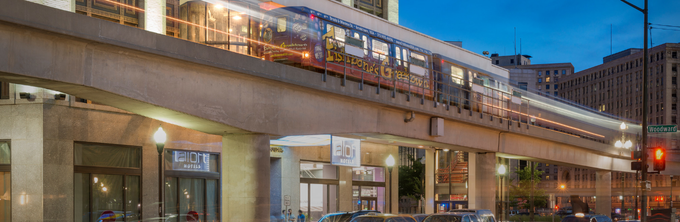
top-left (0, 141), bottom-right (9, 221)
top-left (352, 166), bottom-right (385, 182)
top-left (352, 186), bottom-right (385, 213)
top-left (74, 142), bottom-right (141, 222)
top-left (435, 150), bottom-right (468, 211)
top-left (300, 161), bottom-right (338, 179)
top-left (300, 162), bottom-right (339, 221)
top-left (164, 149), bottom-right (220, 222)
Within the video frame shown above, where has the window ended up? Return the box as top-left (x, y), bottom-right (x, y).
top-left (276, 17), bottom-right (287, 32)
top-left (74, 142), bottom-right (141, 222)
top-left (300, 162), bottom-right (339, 218)
top-left (554, 91), bottom-right (558, 96)
top-left (395, 46), bottom-right (401, 65)
top-left (546, 84), bottom-right (550, 90)
top-left (562, 70), bottom-right (566, 75)
top-left (518, 82), bottom-right (528, 90)
top-left (673, 52), bottom-right (677, 59)
top-left (546, 77), bottom-right (551, 83)
top-left (0, 141), bottom-right (8, 221)
top-left (510, 59), bottom-right (514, 64)
top-left (354, 0), bottom-right (385, 18)
top-left (554, 84), bottom-right (558, 89)
top-left (326, 24), bottom-right (346, 42)
top-left (495, 60), bottom-right (499, 65)
top-left (538, 78), bottom-right (542, 83)
top-left (554, 70), bottom-right (558, 75)
top-left (546, 71), bottom-right (550, 76)
top-left (372, 39), bottom-right (388, 61)
top-left (410, 52), bottom-right (428, 68)
top-left (164, 150), bottom-right (220, 222)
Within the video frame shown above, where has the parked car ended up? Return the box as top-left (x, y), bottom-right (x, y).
top-left (422, 212), bottom-right (480, 222)
top-left (412, 214), bottom-right (429, 222)
top-left (318, 211), bottom-right (381, 222)
top-left (448, 209), bottom-right (495, 222)
top-left (561, 214), bottom-right (613, 222)
top-left (350, 213), bottom-right (417, 222)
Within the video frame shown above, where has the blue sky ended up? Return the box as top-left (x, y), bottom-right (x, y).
top-left (399, 0), bottom-right (680, 72)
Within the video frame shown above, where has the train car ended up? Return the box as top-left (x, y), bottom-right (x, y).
top-left (432, 54), bottom-right (511, 119)
top-left (261, 6), bottom-right (434, 97)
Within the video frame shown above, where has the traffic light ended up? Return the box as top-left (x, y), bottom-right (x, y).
top-left (652, 147), bottom-right (666, 171)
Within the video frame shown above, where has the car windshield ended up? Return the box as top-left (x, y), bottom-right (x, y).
top-left (352, 217), bottom-right (385, 222)
top-left (423, 215), bottom-right (463, 222)
top-left (562, 217), bottom-right (590, 222)
top-left (321, 214), bottom-right (353, 222)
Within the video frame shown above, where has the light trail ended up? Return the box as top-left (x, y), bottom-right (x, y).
top-left (99, 0), bottom-right (303, 56)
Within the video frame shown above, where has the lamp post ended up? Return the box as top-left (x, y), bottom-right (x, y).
top-left (498, 164), bottom-right (506, 222)
top-left (154, 126), bottom-right (167, 221)
top-left (620, 0), bottom-right (649, 220)
top-left (386, 155), bottom-right (395, 214)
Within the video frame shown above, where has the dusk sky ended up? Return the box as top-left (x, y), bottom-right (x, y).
top-left (399, 0), bottom-right (680, 72)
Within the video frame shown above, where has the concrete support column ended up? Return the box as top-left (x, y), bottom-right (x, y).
top-left (596, 171), bottom-right (612, 215)
top-left (386, 146), bottom-right (399, 213)
top-left (222, 134), bottom-right (270, 222)
top-left (7, 104), bottom-right (44, 221)
top-left (144, 0), bottom-right (166, 34)
top-left (468, 152), bottom-right (496, 215)
top-left (338, 166), bottom-right (354, 212)
top-left (425, 149), bottom-right (435, 214)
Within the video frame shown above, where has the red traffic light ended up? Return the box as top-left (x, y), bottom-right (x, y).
top-left (653, 147), bottom-right (666, 171)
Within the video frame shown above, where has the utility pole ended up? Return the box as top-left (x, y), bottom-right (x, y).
top-left (530, 161), bottom-right (535, 221)
top-left (620, 0), bottom-right (649, 220)
top-left (622, 173), bottom-right (625, 218)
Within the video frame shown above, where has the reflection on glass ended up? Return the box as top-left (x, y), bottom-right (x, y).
top-left (0, 172), bottom-right (8, 221)
top-left (352, 166), bottom-right (385, 182)
top-left (0, 142), bottom-right (8, 164)
top-left (165, 177), bottom-right (178, 222)
top-left (74, 143), bottom-right (140, 168)
top-left (299, 162), bottom-right (338, 179)
top-left (180, 178), bottom-right (205, 222)
top-left (300, 183), bottom-right (308, 215)
top-left (126, 176), bottom-right (141, 221)
top-left (75, 173), bottom-right (90, 222)
top-left (207, 179), bottom-right (219, 221)
top-left (92, 174), bottom-right (124, 222)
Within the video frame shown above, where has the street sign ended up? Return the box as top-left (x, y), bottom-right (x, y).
top-left (647, 125), bottom-right (677, 133)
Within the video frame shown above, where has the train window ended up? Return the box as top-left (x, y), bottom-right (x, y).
top-left (362, 36), bottom-right (368, 55)
top-left (449, 65), bottom-right (464, 84)
top-left (402, 49), bottom-right (409, 68)
top-left (325, 24), bottom-right (345, 42)
top-left (276, 17), bottom-right (287, 32)
top-left (410, 52), bottom-right (427, 68)
top-left (395, 46), bottom-right (401, 65)
top-left (372, 39), bottom-right (388, 61)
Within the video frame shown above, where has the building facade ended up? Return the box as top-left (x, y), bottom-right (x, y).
top-left (490, 54), bottom-right (532, 67)
top-left (560, 44), bottom-right (680, 148)
top-left (505, 63), bottom-right (575, 97)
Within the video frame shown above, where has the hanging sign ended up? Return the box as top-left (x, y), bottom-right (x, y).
top-left (331, 136), bottom-right (361, 167)
top-left (172, 151), bottom-right (210, 172)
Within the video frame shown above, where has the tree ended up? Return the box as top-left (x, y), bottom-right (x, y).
top-left (509, 164), bottom-right (549, 210)
top-left (398, 155), bottom-right (425, 203)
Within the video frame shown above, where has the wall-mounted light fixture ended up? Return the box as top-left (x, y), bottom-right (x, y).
top-left (19, 92), bottom-right (31, 99)
top-left (54, 93), bottom-right (66, 100)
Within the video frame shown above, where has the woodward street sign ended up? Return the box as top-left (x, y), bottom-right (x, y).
top-left (647, 125), bottom-right (678, 133)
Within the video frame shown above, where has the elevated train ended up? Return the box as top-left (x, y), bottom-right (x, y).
top-left (259, 6), bottom-right (624, 144)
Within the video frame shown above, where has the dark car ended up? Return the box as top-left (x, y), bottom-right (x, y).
top-left (423, 212), bottom-right (480, 222)
top-left (412, 214), bottom-right (429, 222)
top-left (561, 214), bottom-right (613, 222)
top-left (318, 211), bottom-right (381, 222)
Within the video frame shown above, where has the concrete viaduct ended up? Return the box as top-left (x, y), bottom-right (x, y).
top-left (0, 0), bottom-right (675, 219)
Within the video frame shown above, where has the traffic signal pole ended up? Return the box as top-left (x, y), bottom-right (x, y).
top-left (621, 0), bottom-right (649, 220)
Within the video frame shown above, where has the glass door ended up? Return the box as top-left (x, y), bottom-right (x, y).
top-left (360, 198), bottom-right (377, 211)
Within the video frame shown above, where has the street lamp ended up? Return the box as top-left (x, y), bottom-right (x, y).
top-left (386, 155), bottom-right (395, 214)
top-left (154, 125), bottom-right (167, 220)
top-left (498, 165), bottom-right (506, 222)
top-left (615, 122), bottom-right (633, 149)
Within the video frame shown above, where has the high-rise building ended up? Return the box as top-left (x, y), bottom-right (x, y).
top-left (560, 43), bottom-right (680, 145)
top-left (334, 0), bottom-right (399, 23)
top-left (490, 54), bottom-right (574, 97)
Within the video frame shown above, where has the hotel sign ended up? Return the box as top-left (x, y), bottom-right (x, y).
top-left (331, 136), bottom-right (361, 167)
top-left (172, 151), bottom-right (210, 172)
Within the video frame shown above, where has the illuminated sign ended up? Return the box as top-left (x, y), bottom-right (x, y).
top-left (331, 136), bottom-right (361, 167)
top-left (172, 151), bottom-right (210, 172)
